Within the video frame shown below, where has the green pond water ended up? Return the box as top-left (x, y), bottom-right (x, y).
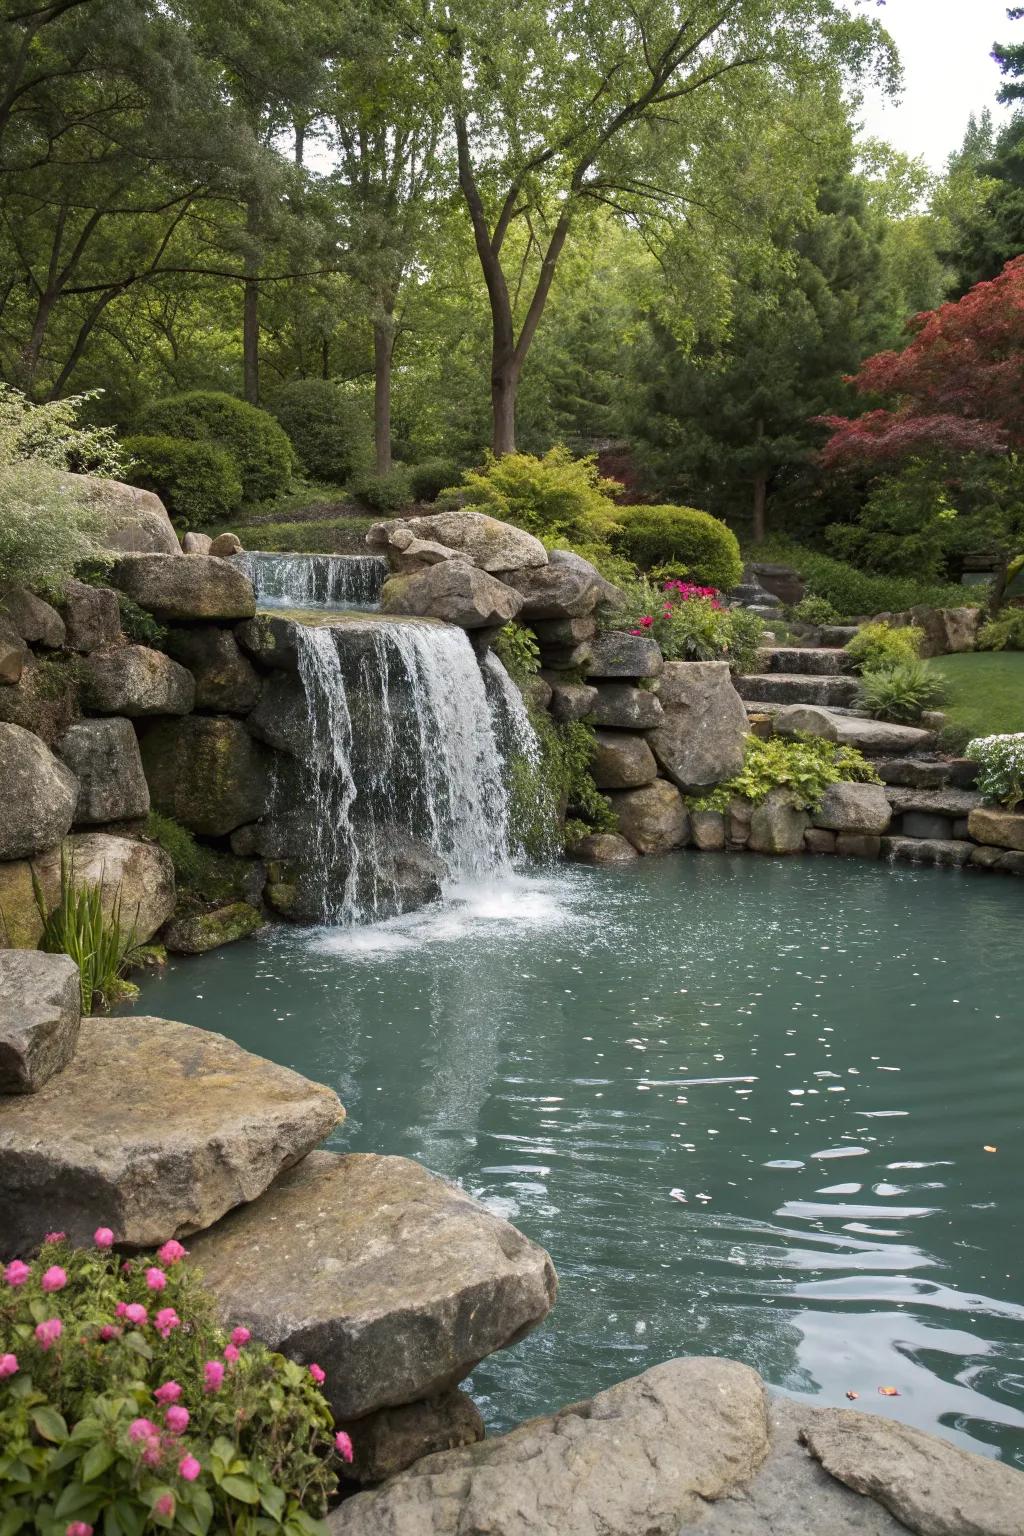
top-left (130, 855), bottom-right (1024, 1466)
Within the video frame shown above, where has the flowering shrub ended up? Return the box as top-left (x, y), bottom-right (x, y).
top-left (691, 734), bottom-right (881, 813)
top-left (0, 1233), bottom-right (351, 1534)
top-left (966, 733), bottom-right (1024, 808)
top-left (618, 578), bottom-right (763, 675)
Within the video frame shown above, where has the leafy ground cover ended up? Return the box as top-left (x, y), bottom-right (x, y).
top-left (928, 652), bottom-right (1024, 737)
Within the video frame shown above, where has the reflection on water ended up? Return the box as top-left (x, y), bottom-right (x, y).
top-left (130, 856), bottom-right (1024, 1465)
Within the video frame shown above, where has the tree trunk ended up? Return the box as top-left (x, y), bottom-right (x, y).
top-left (491, 359), bottom-right (519, 457)
top-left (243, 196), bottom-right (260, 404)
top-left (18, 292), bottom-right (56, 396)
top-left (752, 474), bottom-right (768, 545)
top-left (989, 552), bottom-right (1011, 615)
top-left (373, 315), bottom-right (395, 475)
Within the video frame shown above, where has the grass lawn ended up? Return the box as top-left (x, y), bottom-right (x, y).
top-left (928, 652), bottom-right (1024, 738)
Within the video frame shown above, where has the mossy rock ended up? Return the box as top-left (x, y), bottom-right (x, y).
top-left (162, 901), bottom-right (264, 954)
top-left (0, 657), bottom-right (81, 745)
top-left (139, 716), bottom-right (272, 836)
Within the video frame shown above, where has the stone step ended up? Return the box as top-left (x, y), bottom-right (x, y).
top-left (817, 625), bottom-right (860, 647)
top-left (886, 786), bottom-right (983, 819)
top-left (772, 704), bottom-right (934, 756)
top-left (737, 673), bottom-right (859, 707)
top-left (881, 835), bottom-right (975, 868)
top-left (756, 647), bottom-right (853, 677)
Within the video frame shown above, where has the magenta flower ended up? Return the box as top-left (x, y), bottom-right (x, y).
top-left (179, 1454), bottom-right (201, 1482)
top-left (165, 1405), bottom-right (190, 1434)
top-left (335, 1431), bottom-right (354, 1463)
top-left (154, 1380), bottom-right (182, 1405)
top-left (141, 1439), bottom-right (162, 1467)
top-left (98, 1325), bottom-right (122, 1342)
top-left (308, 1362), bottom-right (326, 1385)
top-left (153, 1493), bottom-right (175, 1519)
top-left (93, 1227), bottom-right (114, 1249)
top-left (35, 1318), bottom-right (62, 1351)
top-left (203, 1360), bottom-right (224, 1393)
top-left (129, 1417), bottom-right (159, 1443)
top-left (124, 1303), bottom-right (148, 1327)
top-left (41, 1265), bottom-right (67, 1293)
top-left (115, 1301), bottom-right (128, 1318)
top-left (640, 615), bottom-right (654, 627)
top-left (154, 1307), bottom-right (180, 1340)
top-left (230, 1326), bottom-right (251, 1347)
top-left (223, 1343), bottom-right (239, 1363)
top-left (66, 1524), bottom-right (93, 1536)
top-left (157, 1239), bottom-right (187, 1266)
top-left (0, 1353), bottom-right (18, 1378)
top-left (4, 1260), bottom-right (29, 1288)
top-left (44, 1232), bottom-right (65, 1244)
top-left (145, 1266), bottom-right (167, 1292)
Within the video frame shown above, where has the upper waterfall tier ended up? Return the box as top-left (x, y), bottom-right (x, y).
top-left (235, 551), bottom-right (389, 611)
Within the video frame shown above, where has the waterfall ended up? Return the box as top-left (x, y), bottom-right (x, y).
top-left (237, 552), bottom-right (388, 610)
top-left (276, 619), bottom-right (541, 926)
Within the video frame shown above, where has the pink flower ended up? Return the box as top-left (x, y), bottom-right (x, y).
top-left (145, 1267), bottom-right (167, 1292)
top-left (165, 1405), bottom-right (190, 1434)
top-left (94, 1227), bottom-right (114, 1249)
top-left (230, 1326), bottom-right (251, 1348)
top-left (154, 1307), bottom-right (180, 1340)
top-left (153, 1493), bottom-right (175, 1519)
top-left (0, 1353), bottom-right (18, 1378)
top-left (124, 1303), bottom-right (147, 1327)
top-left (98, 1325), bottom-right (122, 1342)
top-left (66, 1525), bottom-right (93, 1536)
top-left (157, 1240), bottom-right (187, 1266)
top-left (178, 1454), bottom-right (201, 1482)
top-left (115, 1301), bottom-right (128, 1318)
top-left (121, 1260), bottom-right (134, 1275)
top-left (129, 1417), bottom-right (159, 1442)
top-left (154, 1380), bottom-right (182, 1405)
top-left (223, 1343), bottom-right (239, 1363)
top-left (203, 1360), bottom-right (224, 1393)
top-left (41, 1265), bottom-right (66, 1293)
top-left (335, 1431), bottom-right (354, 1463)
top-left (35, 1318), bottom-right (62, 1351)
top-left (4, 1260), bottom-right (29, 1287)
top-left (308, 1362), bottom-right (326, 1385)
top-left (44, 1232), bottom-right (65, 1244)
top-left (141, 1439), bottom-right (162, 1467)
top-left (640, 615), bottom-right (654, 627)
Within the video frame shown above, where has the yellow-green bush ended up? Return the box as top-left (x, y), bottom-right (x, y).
top-left (448, 446), bottom-right (622, 545)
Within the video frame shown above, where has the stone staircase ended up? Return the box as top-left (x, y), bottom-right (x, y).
top-left (737, 647), bottom-right (859, 709)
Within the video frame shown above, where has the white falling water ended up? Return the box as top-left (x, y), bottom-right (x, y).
top-left (292, 625), bottom-right (360, 922)
top-left (237, 552), bottom-right (388, 609)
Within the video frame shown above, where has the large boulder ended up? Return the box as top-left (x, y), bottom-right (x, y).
top-left (236, 613), bottom-right (303, 671)
top-left (0, 620), bottom-right (27, 685)
top-left (567, 832), bottom-right (640, 865)
top-left (691, 809), bottom-right (726, 850)
top-left (589, 682), bottom-right (664, 729)
top-left (163, 625), bottom-right (262, 713)
top-left (543, 675), bottom-right (599, 723)
top-left (772, 705), bottom-right (933, 756)
top-left (0, 1016), bottom-right (342, 1251)
top-left (139, 716), bottom-right (272, 835)
top-left (0, 654), bottom-right (80, 744)
top-left (608, 780), bottom-right (689, 855)
top-left (589, 729), bottom-right (659, 789)
top-left (57, 717), bottom-right (150, 825)
top-left (0, 586), bottom-right (65, 648)
top-left (369, 510), bottom-right (547, 574)
top-left (331, 1358), bottom-right (769, 1536)
top-left (182, 530), bottom-right (212, 554)
top-left (0, 723), bottom-right (78, 858)
top-left (812, 782), bottom-right (892, 835)
top-left (749, 789), bottom-right (810, 854)
top-left (82, 644), bottom-right (195, 716)
top-left (338, 1392), bottom-right (484, 1486)
top-left (504, 549), bottom-right (622, 621)
top-left (209, 531), bottom-right (243, 557)
top-left (162, 901), bottom-right (264, 954)
top-left (110, 554), bottom-right (256, 621)
top-left (0, 951), bottom-right (80, 1094)
top-left (585, 631), bottom-right (663, 680)
top-left (876, 605), bottom-right (981, 658)
top-left (245, 671), bottom-right (308, 755)
top-left (27, 833), bottom-right (173, 946)
top-left (647, 661), bottom-right (748, 791)
top-left (187, 1151), bottom-right (557, 1422)
top-left (60, 580), bottom-right (121, 653)
top-left (59, 472), bottom-right (180, 555)
top-left (380, 564), bottom-right (522, 629)
top-left (968, 806), bottom-right (1024, 851)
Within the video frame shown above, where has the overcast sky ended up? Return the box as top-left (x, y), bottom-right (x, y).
top-left (854, 0), bottom-right (1016, 169)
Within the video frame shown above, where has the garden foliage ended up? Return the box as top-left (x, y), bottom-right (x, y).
top-left (855, 660), bottom-right (948, 724)
top-left (844, 622), bottom-right (923, 675)
top-left (977, 609), bottom-right (1024, 651)
top-left (692, 734), bottom-right (880, 813)
top-left (139, 394), bottom-right (294, 505)
top-left (611, 505), bottom-right (743, 591)
top-left (614, 578), bottom-right (763, 675)
top-left (447, 447), bottom-right (622, 545)
top-left (33, 849), bottom-right (142, 1014)
top-left (123, 436), bottom-right (242, 527)
top-left (966, 733), bottom-right (1024, 807)
top-left (269, 382), bottom-right (369, 485)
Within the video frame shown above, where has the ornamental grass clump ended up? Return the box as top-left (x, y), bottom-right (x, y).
top-left (966, 733), bottom-right (1024, 808)
top-left (32, 849), bottom-right (143, 1015)
top-left (855, 660), bottom-right (947, 725)
top-left (0, 1232), bottom-right (351, 1535)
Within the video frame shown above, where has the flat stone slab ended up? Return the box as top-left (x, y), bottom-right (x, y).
top-left (0, 950), bottom-right (80, 1093)
top-left (331, 1357), bottom-right (770, 1536)
top-left (187, 1150), bottom-right (557, 1422)
top-left (886, 786), bottom-right (982, 818)
top-left (882, 836), bottom-right (975, 868)
top-left (0, 1017), bottom-right (342, 1252)
top-left (111, 554), bottom-right (255, 620)
top-left (968, 806), bottom-right (1024, 852)
top-left (773, 705), bottom-right (933, 755)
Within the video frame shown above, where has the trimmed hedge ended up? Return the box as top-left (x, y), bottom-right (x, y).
top-left (409, 457), bottom-right (462, 504)
top-left (350, 465), bottom-right (413, 514)
top-left (269, 379), bottom-right (370, 483)
top-left (611, 504), bottom-right (743, 592)
top-left (122, 434), bottom-right (242, 526)
top-left (754, 538), bottom-right (979, 619)
top-left (139, 391), bottom-right (294, 502)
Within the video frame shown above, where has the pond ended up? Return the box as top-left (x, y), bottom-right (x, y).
top-left (129, 855), bottom-right (1024, 1467)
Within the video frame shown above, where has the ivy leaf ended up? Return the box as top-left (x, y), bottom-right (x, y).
top-left (31, 1406), bottom-right (68, 1443)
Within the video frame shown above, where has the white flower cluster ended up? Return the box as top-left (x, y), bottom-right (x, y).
top-left (965, 733), bottom-right (1024, 808)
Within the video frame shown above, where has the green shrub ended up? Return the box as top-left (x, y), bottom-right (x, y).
top-left (269, 380), bottom-right (370, 483)
top-left (977, 609), bottom-right (1024, 652)
top-left (693, 734), bottom-right (881, 813)
top-left (844, 621), bottom-right (923, 674)
top-left (508, 711), bottom-right (615, 858)
top-left (145, 812), bottom-right (246, 903)
top-left (349, 466), bottom-right (413, 515)
top-left (791, 594), bottom-right (841, 626)
top-left (611, 505), bottom-right (743, 591)
top-left (0, 1233), bottom-right (341, 1533)
top-left (826, 464), bottom-right (953, 581)
top-left (965, 732), bottom-right (1024, 807)
top-left (752, 538), bottom-right (976, 619)
top-left (612, 578), bottom-right (764, 675)
top-left (33, 847), bottom-right (142, 1013)
top-left (140, 392), bottom-right (294, 503)
top-left (123, 434), bottom-right (242, 527)
top-left (0, 383), bottom-right (127, 477)
top-left (409, 458), bottom-right (461, 504)
top-left (493, 623), bottom-right (541, 688)
top-left (856, 661), bottom-right (948, 723)
top-left (448, 446), bottom-right (622, 544)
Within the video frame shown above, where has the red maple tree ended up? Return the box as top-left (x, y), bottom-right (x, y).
top-left (820, 255), bottom-right (1024, 469)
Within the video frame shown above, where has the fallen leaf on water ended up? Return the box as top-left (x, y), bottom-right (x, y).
top-left (669, 1188), bottom-right (688, 1203)
top-left (845, 1391), bottom-right (859, 1401)
top-left (878, 1386), bottom-right (900, 1397)
top-left (984, 1145), bottom-right (997, 1153)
